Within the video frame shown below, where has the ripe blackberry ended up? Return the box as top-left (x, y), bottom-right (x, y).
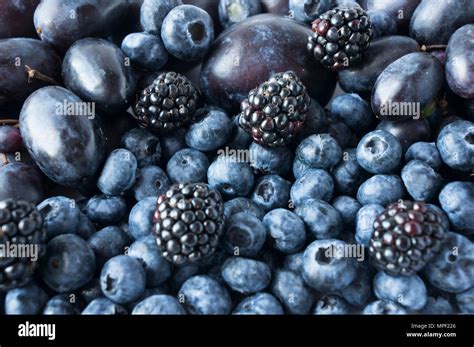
top-left (133, 71), bottom-right (201, 132)
top-left (368, 201), bottom-right (446, 276)
top-left (238, 71), bottom-right (311, 147)
top-left (307, 6), bottom-right (372, 71)
top-left (0, 199), bottom-right (47, 291)
top-left (153, 183), bottom-right (225, 265)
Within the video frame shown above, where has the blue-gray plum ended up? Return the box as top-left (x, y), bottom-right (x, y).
top-left (361, 0), bottom-right (419, 33)
top-left (0, 163), bottom-right (44, 203)
top-left (0, 0), bottom-right (40, 39)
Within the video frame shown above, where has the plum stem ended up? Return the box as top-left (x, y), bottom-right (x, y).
top-left (420, 44), bottom-right (448, 52)
top-left (25, 65), bottom-right (59, 85)
top-left (0, 153), bottom-right (10, 166)
top-left (0, 119), bottom-right (19, 128)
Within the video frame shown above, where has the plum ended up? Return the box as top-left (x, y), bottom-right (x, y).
top-left (62, 38), bottom-right (136, 113)
top-left (0, 0), bottom-right (40, 39)
top-left (360, 0), bottom-right (420, 34)
top-left (377, 119), bottom-right (431, 153)
top-left (200, 14), bottom-right (337, 113)
top-left (19, 86), bottom-right (106, 188)
top-left (261, 0), bottom-right (289, 14)
top-left (0, 163), bottom-right (44, 203)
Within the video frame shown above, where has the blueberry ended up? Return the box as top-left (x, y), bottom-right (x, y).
top-left (121, 127), bottom-right (162, 168)
top-left (128, 197), bottom-right (156, 240)
top-left (85, 195), bottom-right (127, 225)
top-left (289, 0), bottom-right (331, 23)
top-left (132, 295), bottom-right (186, 314)
top-left (292, 157), bottom-right (312, 180)
top-left (312, 295), bottom-right (352, 315)
top-left (356, 130), bottom-right (402, 174)
top-left (100, 255), bottom-right (146, 304)
top-left (221, 257), bottom-right (271, 294)
top-left (421, 297), bottom-right (457, 315)
top-left (283, 251), bottom-right (304, 274)
top-left (160, 128), bottom-right (187, 163)
top-left (207, 156), bottom-right (254, 199)
top-left (43, 294), bottom-right (80, 315)
top-left (373, 272), bottom-right (427, 311)
top-left (252, 175), bottom-right (291, 212)
top-left (338, 267), bottom-right (373, 308)
top-left (161, 5), bottom-right (214, 61)
top-left (456, 287), bottom-right (474, 314)
top-left (78, 279), bottom-right (102, 305)
top-left (121, 32), bottom-right (168, 70)
top-left (329, 93), bottom-right (374, 134)
top-left (271, 270), bottom-right (314, 314)
top-left (294, 99), bottom-right (328, 145)
top-left (405, 142), bottom-right (442, 170)
top-left (82, 297), bottom-right (128, 315)
top-left (169, 263), bottom-right (201, 292)
top-left (357, 174), bottom-right (405, 206)
top-left (401, 160), bottom-right (442, 201)
top-left (218, 0), bottom-right (262, 28)
top-left (290, 169), bottom-right (334, 206)
top-left (332, 196), bottom-right (361, 227)
top-left (301, 239), bottom-right (358, 292)
top-left (37, 196), bottom-right (82, 239)
top-left (436, 120), bottom-right (474, 171)
top-left (323, 120), bottom-right (355, 149)
top-left (76, 213), bottom-right (96, 240)
top-left (132, 166), bottom-right (171, 201)
top-left (224, 197), bottom-right (264, 220)
top-left (263, 209), bottom-right (306, 254)
top-left (226, 115), bottom-right (253, 150)
top-left (362, 300), bottom-right (407, 315)
top-left (179, 275), bottom-right (232, 314)
top-left (355, 204), bottom-right (384, 246)
top-left (296, 134), bottom-right (342, 170)
top-left (423, 232), bottom-right (474, 293)
top-left (294, 199), bottom-right (342, 239)
top-left (5, 283), bottom-right (48, 314)
top-left (249, 142), bottom-right (293, 176)
top-left (331, 148), bottom-right (368, 196)
top-left (439, 181), bottom-right (474, 235)
top-left (166, 148), bottom-right (209, 183)
top-left (40, 234), bottom-right (96, 292)
top-left (223, 212), bottom-right (266, 257)
top-left (368, 10), bottom-right (398, 39)
top-left (87, 226), bottom-right (130, 269)
top-left (233, 293), bottom-right (284, 315)
top-left (140, 0), bottom-right (181, 34)
top-left (185, 107), bottom-right (232, 151)
top-left (128, 236), bottom-right (172, 287)
top-left (97, 149), bottom-right (138, 195)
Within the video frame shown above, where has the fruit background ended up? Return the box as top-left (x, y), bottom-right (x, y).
top-left (0, 0), bottom-right (473, 315)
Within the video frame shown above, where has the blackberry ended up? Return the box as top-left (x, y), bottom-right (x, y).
top-left (238, 71), bottom-right (311, 148)
top-left (0, 199), bottom-right (47, 291)
top-left (368, 200), bottom-right (446, 276)
top-left (307, 6), bottom-right (372, 71)
top-left (133, 71), bottom-right (201, 132)
top-left (153, 183), bottom-right (225, 265)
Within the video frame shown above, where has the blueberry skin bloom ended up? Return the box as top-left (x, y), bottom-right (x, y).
top-left (423, 232), bottom-right (474, 293)
top-left (224, 197), bottom-right (264, 220)
top-left (332, 195), bottom-right (361, 227)
top-left (252, 175), bottom-right (291, 212)
top-left (355, 204), bottom-right (384, 246)
top-left (233, 293), bottom-right (283, 315)
top-left (128, 197), bottom-right (156, 240)
top-left (294, 199), bottom-right (342, 239)
top-left (401, 160), bottom-right (442, 202)
top-left (329, 93), bottom-right (374, 134)
top-left (437, 120), bottom-right (474, 171)
top-left (290, 169), bottom-right (334, 206)
top-left (362, 300), bottom-right (407, 315)
top-left (302, 239), bottom-right (358, 292)
top-left (405, 142), bottom-right (442, 170)
top-left (456, 287), bottom-right (474, 314)
top-left (357, 174), bottom-right (405, 206)
top-left (249, 142), bottom-right (293, 176)
top-left (43, 294), bottom-right (79, 315)
top-left (331, 148), bottom-right (368, 196)
top-left (40, 234), bottom-right (96, 293)
top-left (207, 156), bottom-right (254, 199)
top-left (140, 0), bottom-right (181, 34)
top-left (37, 196), bottom-right (82, 239)
top-left (179, 275), bottom-right (232, 314)
top-left (289, 0), bottom-right (331, 23)
top-left (85, 195), bottom-right (127, 225)
top-left (439, 181), bottom-right (474, 235)
top-left (87, 226), bottom-right (130, 269)
top-left (221, 257), bottom-right (271, 294)
top-left (132, 166), bottom-right (171, 201)
top-left (263, 209), bottom-right (306, 254)
top-left (132, 295), bottom-right (186, 315)
top-left (356, 130), bottom-right (402, 174)
top-left (121, 32), bottom-right (168, 71)
top-left (185, 108), bottom-right (232, 152)
top-left (296, 134), bottom-right (342, 170)
top-left (271, 270), bottom-right (314, 314)
top-left (166, 148), bottom-right (209, 184)
top-left (82, 298), bottom-right (127, 315)
top-left (223, 212), bottom-right (266, 257)
top-left (373, 272), bottom-right (428, 311)
top-left (97, 149), bottom-right (138, 195)
top-left (312, 295), bottom-right (352, 315)
top-left (100, 255), bottom-right (146, 304)
top-left (120, 127), bottom-right (161, 168)
top-left (161, 5), bottom-right (214, 61)
top-left (5, 284), bottom-right (48, 314)
top-left (218, 0), bottom-right (262, 28)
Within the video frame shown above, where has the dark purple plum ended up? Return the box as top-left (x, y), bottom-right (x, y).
top-left (200, 14), bottom-right (337, 113)
top-left (0, 126), bottom-right (23, 153)
top-left (19, 86), bottom-right (106, 188)
top-left (34, 0), bottom-right (130, 52)
top-left (0, 0), bottom-right (40, 39)
top-left (376, 118), bottom-right (431, 153)
top-left (338, 36), bottom-right (419, 95)
top-left (446, 25), bottom-right (474, 99)
top-left (0, 162), bottom-right (44, 203)
top-left (409, 0), bottom-right (474, 45)
top-left (360, 0), bottom-right (419, 33)
top-left (62, 38), bottom-right (136, 113)
top-left (0, 38), bottom-right (61, 110)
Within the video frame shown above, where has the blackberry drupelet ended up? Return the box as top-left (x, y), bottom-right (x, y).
top-left (133, 71), bottom-right (201, 132)
top-left (0, 199), bottom-right (47, 291)
top-left (238, 71), bottom-right (311, 148)
top-left (368, 200), bottom-right (446, 276)
top-left (153, 183), bottom-right (225, 265)
top-left (307, 6), bottom-right (372, 71)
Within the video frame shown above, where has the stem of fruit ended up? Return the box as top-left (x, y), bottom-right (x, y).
top-left (25, 65), bottom-right (60, 85)
top-left (420, 45), bottom-right (448, 52)
top-left (0, 119), bottom-right (19, 127)
top-left (0, 153), bottom-right (10, 165)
